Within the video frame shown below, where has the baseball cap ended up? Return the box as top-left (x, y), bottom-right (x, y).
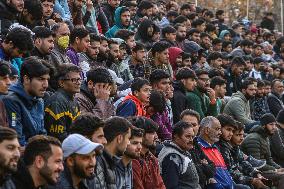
top-left (62, 134), bottom-right (103, 158)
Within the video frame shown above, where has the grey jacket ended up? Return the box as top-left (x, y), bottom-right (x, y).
top-left (0, 175), bottom-right (16, 189)
top-left (223, 91), bottom-right (254, 126)
top-left (115, 160), bottom-right (132, 189)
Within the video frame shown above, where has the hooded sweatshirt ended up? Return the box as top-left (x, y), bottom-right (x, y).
top-left (168, 47), bottom-right (183, 73)
top-left (105, 6), bottom-right (131, 38)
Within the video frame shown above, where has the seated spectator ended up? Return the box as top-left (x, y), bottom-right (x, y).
top-left (116, 78), bottom-right (151, 117)
top-left (40, 0), bottom-right (61, 27)
top-left (95, 116), bottom-right (131, 188)
top-left (172, 68), bottom-right (197, 123)
top-left (66, 27), bottom-right (90, 67)
top-left (186, 69), bottom-right (218, 119)
top-left (102, 0), bottom-right (121, 27)
top-left (160, 25), bottom-right (177, 47)
top-left (130, 116), bottom-right (166, 189)
top-left (224, 78), bottom-right (257, 129)
top-left (115, 29), bottom-right (136, 50)
top-left (230, 39), bottom-right (253, 58)
top-left (44, 64), bottom-right (81, 141)
top-left (195, 116), bottom-right (234, 189)
top-left (212, 38), bottom-right (223, 52)
top-left (105, 6), bottom-right (132, 38)
top-left (249, 57), bottom-right (265, 80)
top-left (0, 61), bottom-right (11, 127)
top-left (175, 24), bottom-right (187, 49)
top-left (75, 67), bottom-right (115, 120)
top-left (210, 76), bottom-right (227, 114)
top-left (53, 0), bottom-right (71, 21)
top-left (3, 57), bottom-right (51, 146)
top-left (69, 0), bottom-right (93, 27)
top-left (241, 113), bottom-right (284, 188)
top-left (135, 19), bottom-right (157, 50)
top-left (191, 18), bottom-right (206, 32)
top-left (12, 135), bottom-right (64, 189)
top-left (206, 52), bottom-right (223, 72)
top-left (267, 79), bottom-right (284, 117)
top-left (158, 121), bottom-right (201, 189)
top-left (0, 127), bottom-right (20, 188)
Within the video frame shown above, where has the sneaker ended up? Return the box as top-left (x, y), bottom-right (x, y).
top-left (247, 155), bottom-right (266, 169)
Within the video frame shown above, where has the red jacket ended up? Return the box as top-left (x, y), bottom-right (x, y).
top-left (132, 151), bottom-right (166, 189)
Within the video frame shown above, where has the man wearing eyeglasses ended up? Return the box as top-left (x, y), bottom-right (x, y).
top-left (45, 63), bottom-right (81, 142)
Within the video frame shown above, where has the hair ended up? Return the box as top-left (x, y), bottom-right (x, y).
top-left (161, 26), bottom-right (176, 38)
top-left (176, 67), bottom-right (197, 80)
top-left (149, 90), bottom-right (166, 113)
top-left (23, 135), bottom-right (61, 166)
top-left (120, 6), bottom-right (130, 15)
top-left (172, 121), bottom-right (192, 138)
top-left (40, 0), bottom-right (55, 3)
top-left (195, 69), bottom-right (209, 77)
top-left (205, 23), bottom-right (216, 33)
top-left (151, 41), bottom-right (170, 55)
top-left (24, 0), bottom-right (43, 21)
top-left (128, 116), bottom-right (159, 133)
top-left (86, 67), bottom-right (113, 84)
top-left (200, 116), bottom-right (218, 129)
top-left (180, 109), bottom-right (201, 122)
top-left (149, 69), bottom-right (170, 85)
top-left (257, 80), bottom-right (265, 88)
top-left (55, 63), bottom-right (81, 81)
top-left (191, 18), bottom-right (205, 28)
top-left (131, 77), bottom-right (150, 93)
top-left (240, 78), bottom-right (255, 90)
top-left (138, 0), bottom-right (154, 10)
top-left (132, 42), bottom-right (145, 52)
top-left (187, 28), bottom-right (200, 37)
top-left (70, 113), bottom-right (105, 140)
top-left (182, 52), bottom-right (191, 60)
top-left (108, 39), bottom-right (119, 49)
top-left (180, 3), bottom-right (191, 10)
top-left (216, 9), bottom-right (224, 17)
top-left (130, 126), bottom-right (144, 139)
top-left (208, 68), bottom-right (223, 78)
top-left (0, 61), bottom-right (11, 77)
top-left (173, 16), bottom-right (188, 25)
top-left (4, 27), bottom-right (34, 52)
top-left (90, 33), bottom-right (101, 43)
top-left (122, 1), bottom-right (137, 7)
top-left (212, 38), bottom-right (222, 45)
top-left (235, 121), bottom-right (245, 132)
top-left (216, 114), bottom-right (237, 129)
top-left (0, 127), bottom-right (17, 143)
top-left (69, 27), bottom-right (89, 44)
top-left (20, 57), bottom-right (51, 83)
top-left (263, 80), bottom-right (271, 87)
top-left (207, 52), bottom-right (222, 63)
top-left (222, 41), bottom-right (232, 49)
top-left (104, 116), bottom-right (132, 142)
top-left (210, 76), bottom-right (226, 88)
top-left (240, 39), bottom-right (253, 47)
top-left (51, 22), bottom-right (69, 35)
top-left (271, 79), bottom-right (283, 88)
top-left (231, 56), bottom-right (246, 67)
top-left (114, 29), bottom-right (135, 41)
top-left (32, 26), bottom-right (53, 39)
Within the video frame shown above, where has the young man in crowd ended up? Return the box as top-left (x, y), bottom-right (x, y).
top-left (158, 121), bottom-right (201, 189)
top-left (0, 127), bottom-right (20, 188)
top-left (210, 76), bottom-right (227, 114)
top-left (102, 0), bottom-right (121, 27)
top-left (45, 64), bottom-right (81, 141)
top-left (116, 77), bottom-right (151, 117)
top-left (271, 110), bottom-right (284, 167)
top-left (3, 57), bottom-right (51, 146)
top-left (75, 67), bottom-right (115, 120)
top-left (129, 42), bottom-right (149, 79)
top-left (13, 135), bottom-right (64, 189)
top-left (130, 116), bottom-right (166, 189)
top-left (186, 69), bottom-right (218, 119)
top-left (0, 62), bottom-right (11, 127)
top-left (160, 25), bottom-right (177, 47)
top-left (267, 79), bottom-right (284, 117)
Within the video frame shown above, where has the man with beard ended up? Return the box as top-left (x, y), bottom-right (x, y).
top-left (241, 114), bottom-right (284, 189)
top-left (31, 26), bottom-right (54, 61)
top-left (187, 28), bottom-right (201, 44)
top-left (186, 69), bottom-right (218, 119)
top-left (215, 9), bottom-right (228, 32)
top-left (2, 57), bottom-right (51, 146)
top-left (105, 6), bottom-right (131, 38)
top-left (106, 40), bottom-right (120, 70)
top-left (267, 79), bottom-right (284, 117)
top-left (50, 133), bottom-right (102, 189)
top-left (210, 76), bottom-right (227, 114)
top-left (116, 126), bottom-right (143, 189)
top-left (224, 79), bottom-right (257, 130)
top-left (97, 35), bottom-right (109, 66)
top-left (249, 57), bottom-right (266, 80)
top-left (95, 116), bottom-right (131, 189)
top-left (158, 121), bottom-right (201, 189)
top-left (13, 135), bottom-right (64, 189)
top-left (69, 0), bottom-right (93, 26)
top-left (230, 39), bottom-right (253, 58)
top-left (0, 62), bottom-right (11, 128)
top-left (251, 80), bottom-right (270, 121)
top-left (195, 116), bottom-right (234, 189)
top-left (0, 127), bottom-right (20, 189)
top-left (0, 0), bottom-right (24, 35)
top-left (200, 32), bottom-right (212, 56)
top-left (174, 24), bottom-right (187, 49)
top-left (131, 116), bottom-right (166, 189)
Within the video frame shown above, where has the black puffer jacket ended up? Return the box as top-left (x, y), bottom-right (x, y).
top-left (172, 81), bottom-right (189, 123)
top-left (0, 0), bottom-right (20, 35)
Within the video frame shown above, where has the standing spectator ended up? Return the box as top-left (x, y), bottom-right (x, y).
top-left (102, 0), bottom-right (121, 27)
top-left (75, 67), bottom-right (115, 120)
top-left (31, 26), bottom-right (54, 61)
top-left (12, 135), bottom-right (64, 189)
top-left (130, 116), bottom-right (166, 189)
top-left (116, 126), bottom-right (144, 189)
top-left (50, 22), bottom-right (71, 69)
top-left (260, 12), bottom-right (275, 32)
top-left (116, 78), bottom-right (151, 117)
top-left (158, 121), bottom-right (201, 189)
top-left (172, 68), bottom-right (197, 123)
top-left (0, 127), bottom-right (20, 189)
top-left (66, 27), bottom-right (90, 67)
top-left (224, 78), bottom-right (257, 129)
top-left (2, 57), bottom-right (51, 146)
top-left (267, 79), bottom-right (284, 117)
top-left (95, 116), bottom-right (131, 189)
top-left (0, 62), bottom-right (11, 127)
top-left (186, 69), bottom-right (218, 119)
top-left (106, 6), bottom-right (131, 38)
top-left (216, 9), bottom-right (228, 32)
top-left (44, 64), bottom-right (81, 141)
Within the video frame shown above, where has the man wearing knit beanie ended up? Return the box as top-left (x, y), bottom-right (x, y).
top-left (260, 113), bottom-right (277, 135)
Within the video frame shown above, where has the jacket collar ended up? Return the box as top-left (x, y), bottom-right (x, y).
top-left (57, 88), bottom-right (75, 100)
top-left (196, 136), bottom-right (218, 148)
top-left (62, 163), bottom-right (89, 189)
top-left (80, 81), bottom-right (97, 105)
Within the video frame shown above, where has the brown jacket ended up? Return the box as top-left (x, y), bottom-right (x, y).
top-left (0, 100), bottom-right (8, 127)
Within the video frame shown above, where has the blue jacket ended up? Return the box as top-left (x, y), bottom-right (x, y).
top-left (2, 82), bottom-right (46, 146)
top-left (105, 6), bottom-right (131, 38)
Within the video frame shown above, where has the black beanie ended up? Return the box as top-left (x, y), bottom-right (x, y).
top-left (277, 109), bottom-right (284, 124)
top-left (260, 113), bottom-right (276, 126)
